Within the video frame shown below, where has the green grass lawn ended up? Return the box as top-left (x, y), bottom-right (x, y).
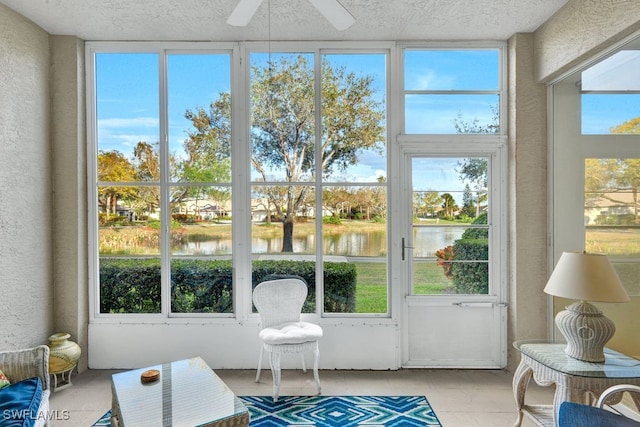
top-left (354, 261), bottom-right (453, 313)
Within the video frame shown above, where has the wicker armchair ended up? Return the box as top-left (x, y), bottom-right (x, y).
top-left (253, 278), bottom-right (323, 402)
top-left (0, 345), bottom-right (51, 427)
top-left (559, 384), bottom-right (640, 426)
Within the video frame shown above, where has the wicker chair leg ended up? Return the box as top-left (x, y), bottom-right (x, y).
top-left (300, 353), bottom-right (307, 373)
top-left (313, 344), bottom-right (321, 395)
top-left (269, 351), bottom-right (281, 402)
top-left (255, 346), bottom-right (264, 382)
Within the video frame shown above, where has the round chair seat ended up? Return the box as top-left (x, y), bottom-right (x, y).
top-left (258, 322), bottom-right (323, 345)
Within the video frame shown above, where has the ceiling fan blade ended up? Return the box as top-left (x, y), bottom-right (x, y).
top-left (227, 0), bottom-right (264, 26)
top-left (308, 0), bottom-right (355, 31)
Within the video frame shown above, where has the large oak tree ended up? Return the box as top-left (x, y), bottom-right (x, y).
top-left (186, 54), bottom-right (385, 252)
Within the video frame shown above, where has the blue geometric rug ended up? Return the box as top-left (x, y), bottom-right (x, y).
top-left (93, 395), bottom-right (442, 426)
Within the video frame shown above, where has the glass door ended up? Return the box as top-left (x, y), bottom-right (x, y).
top-left (402, 154), bottom-right (506, 367)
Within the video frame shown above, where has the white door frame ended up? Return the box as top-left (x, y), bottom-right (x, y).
top-left (397, 137), bottom-right (508, 368)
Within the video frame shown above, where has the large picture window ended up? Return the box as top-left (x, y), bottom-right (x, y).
top-left (94, 50), bottom-right (233, 315)
top-left (90, 44), bottom-right (388, 318)
top-left (247, 51), bottom-right (388, 315)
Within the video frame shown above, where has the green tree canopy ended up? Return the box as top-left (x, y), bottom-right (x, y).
top-left (97, 150), bottom-right (137, 218)
top-left (610, 116), bottom-right (640, 134)
top-left (187, 54), bottom-right (385, 251)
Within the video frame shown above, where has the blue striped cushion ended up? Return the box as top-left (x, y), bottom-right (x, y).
top-left (559, 401), bottom-right (640, 427)
top-left (0, 377), bottom-right (43, 427)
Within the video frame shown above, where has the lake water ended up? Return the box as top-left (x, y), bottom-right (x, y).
top-left (174, 226), bottom-right (466, 258)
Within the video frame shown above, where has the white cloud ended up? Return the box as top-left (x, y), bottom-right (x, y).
top-left (411, 69), bottom-right (455, 91)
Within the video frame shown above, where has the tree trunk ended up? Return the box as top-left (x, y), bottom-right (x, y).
top-left (282, 216), bottom-right (294, 252)
top-left (106, 195), bottom-right (112, 218)
top-left (634, 187), bottom-right (638, 224)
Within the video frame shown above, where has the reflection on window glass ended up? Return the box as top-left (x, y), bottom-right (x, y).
top-left (581, 50), bottom-right (640, 91)
top-left (585, 158), bottom-right (640, 295)
top-left (413, 157), bottom-right (490, 295)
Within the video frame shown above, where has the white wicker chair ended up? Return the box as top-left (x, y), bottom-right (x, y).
top-left (253, 278), bottom-right (322, 402)
top-left (0, 345), bottom-right (51, 427)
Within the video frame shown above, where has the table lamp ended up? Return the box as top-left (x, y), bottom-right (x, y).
top-left (543, 251), bottom-right (630, 362)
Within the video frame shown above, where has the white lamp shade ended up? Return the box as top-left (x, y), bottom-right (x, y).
top-left (543, 252), bottom-right (630, 303)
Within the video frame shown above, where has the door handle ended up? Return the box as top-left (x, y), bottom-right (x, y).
top-left (452, 302), bottom-right (508, 308)
top-left (402, 237), bottom-right (413, 261)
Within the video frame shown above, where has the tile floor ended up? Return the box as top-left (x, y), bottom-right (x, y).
top-left (49, 367), bottom-right (554, 426)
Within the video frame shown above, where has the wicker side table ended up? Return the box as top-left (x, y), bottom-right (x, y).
top-left (513, 341), bottom-right (640, 427)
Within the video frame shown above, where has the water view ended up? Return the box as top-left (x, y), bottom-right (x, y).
top-left (100, 222), bottom-right (467, 258)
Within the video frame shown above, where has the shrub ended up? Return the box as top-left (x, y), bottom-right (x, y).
top-left (435, 213), bottom-right (489, 294)
top-left (371, 215), bottom-right (385, 223)
top-left (171, 259), bottom-right (233, 313)
top-left (100, 258), bottom-right (161, 313)
top-left (435, 245), bottom-right (454, 279)
top-left (451, 239), bottom-right (488, 294)
top-left (595, 213), bottom-right (636, 225)
top-left (100, 259), bottom-right (357, 313)
top-left (323, 215), bottom-right (342, 225)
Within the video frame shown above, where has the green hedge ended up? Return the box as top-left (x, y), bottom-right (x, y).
top-left (100, 259), bottom-right (161, 313)
top-left (434, 213), bottom-right (489, 294)
top-left (451, 238), bottom-right (488, 294)
top-left (100, 259), bottom-right (357, 314)
top-left (451, 213), bottom-right (488, 294)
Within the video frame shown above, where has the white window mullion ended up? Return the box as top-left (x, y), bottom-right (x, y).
top-left (314, 49), bottom-right (324, 317)
top-left (159, 50), bottom-right (171, 317)
top-left (233, 43), bottom-right (252, 323)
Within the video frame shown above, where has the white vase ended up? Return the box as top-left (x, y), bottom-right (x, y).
top-left (48, 332), bottom-right (81, 373)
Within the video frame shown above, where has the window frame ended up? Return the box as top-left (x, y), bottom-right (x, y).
top-left (86, 41), bottom-right (506, 325)
top-left (87, 41), bottom-right (395, 323)
top-left (400, 42), bottom-right (506, 136)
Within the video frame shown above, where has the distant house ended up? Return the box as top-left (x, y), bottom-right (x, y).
top-left (584, 190), bottom-right (637, 225)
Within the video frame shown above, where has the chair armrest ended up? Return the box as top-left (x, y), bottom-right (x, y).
top-left (0, 345), bottom-right (50, 391)
top-left (597, 384), bottom-right (640, 408)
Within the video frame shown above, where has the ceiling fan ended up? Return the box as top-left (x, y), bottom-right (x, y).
top-left (227, 0), bottom-right (356, 31)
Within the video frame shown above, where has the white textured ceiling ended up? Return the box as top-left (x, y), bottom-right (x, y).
top-left (1, 0), bottom-right (569, 41)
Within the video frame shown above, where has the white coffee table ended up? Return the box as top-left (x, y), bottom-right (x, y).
top-left (111, 357), bottom-right (249, 427)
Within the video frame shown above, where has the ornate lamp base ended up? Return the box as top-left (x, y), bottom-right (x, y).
top-left (555, 301), bottom-right (615, 362)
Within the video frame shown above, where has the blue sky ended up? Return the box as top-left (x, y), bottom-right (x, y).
top-left (582, 94), bottom-right (640, 134)
top-left (95, 48), bottom-right (638, 193)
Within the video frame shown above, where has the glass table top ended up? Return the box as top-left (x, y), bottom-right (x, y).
top-left (514, 340), bottom-right (640, 379)
top-left (111, 357), bottom-right (247, 427)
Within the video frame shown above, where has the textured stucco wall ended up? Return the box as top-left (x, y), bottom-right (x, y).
top-left (535, 0), bottom-right (640, 83)
top-left (0, 4), bottom-right (53, 349)
top-left (51, 36), bottom-right (88, 371)
top-left (2, 0), bottom-right (637, 369)
top-left (506, 33), bottom-right (549, 372)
